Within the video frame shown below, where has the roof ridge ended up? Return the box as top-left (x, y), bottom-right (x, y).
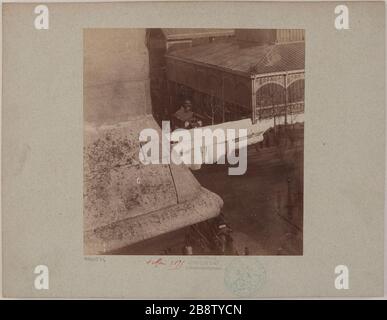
top-left (249, 45), bottom-right (276, 73)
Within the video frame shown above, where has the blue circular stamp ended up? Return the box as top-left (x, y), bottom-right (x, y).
top-left (224, 258), bottom-right (266, 297)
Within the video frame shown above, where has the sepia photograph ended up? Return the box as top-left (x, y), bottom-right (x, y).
top-left (84, 28), bottom-right (305, 256)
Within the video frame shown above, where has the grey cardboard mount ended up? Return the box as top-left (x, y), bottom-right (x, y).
top-left (1, 1), bottom-right (385, 298)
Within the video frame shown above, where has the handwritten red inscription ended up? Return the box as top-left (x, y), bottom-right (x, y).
top-left (146, 257), bottom-right (185, 270)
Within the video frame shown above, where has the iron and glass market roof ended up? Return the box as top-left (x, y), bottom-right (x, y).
top-left (166, 40), bottom-right (305, 76)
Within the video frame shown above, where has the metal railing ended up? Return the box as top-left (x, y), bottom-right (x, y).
top-left (256, 101), bottom-right (304, 120)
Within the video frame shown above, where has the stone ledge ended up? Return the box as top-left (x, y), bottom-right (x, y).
top-left (84, 187), bottom-right (223, 255)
